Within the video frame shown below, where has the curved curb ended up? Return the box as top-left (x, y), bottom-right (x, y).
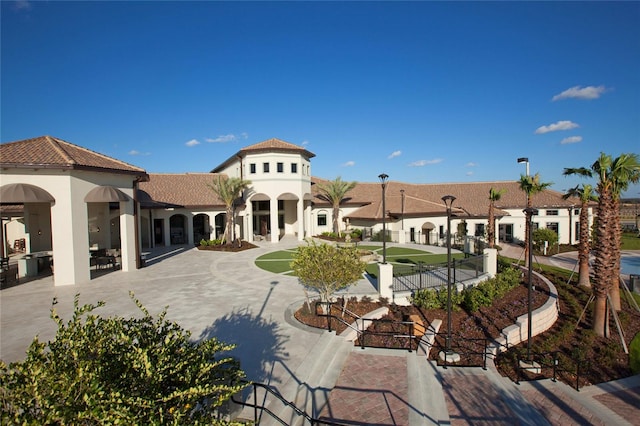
top-left (487, 268), bottom-right (559, 356)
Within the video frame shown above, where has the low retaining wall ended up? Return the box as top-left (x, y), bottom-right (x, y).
top-left (487, 268), bottom-right (559, 356)
top-left (340, 306), bottom-right (389, 342)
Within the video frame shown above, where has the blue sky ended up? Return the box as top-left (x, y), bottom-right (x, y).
top-left (2, 1), bottom-right (639, 196)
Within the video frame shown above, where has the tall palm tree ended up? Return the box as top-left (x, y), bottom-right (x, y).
top-left (487, 187), bottom-right (505, 249)
top-left (562, 184), bottom-right (597, 288)
top-left (518, 173), bottom-right (552, 266)
top-left (608, 154), bottom-right (640, 310)
top-left (208, 176), bottom-right (251, 244)
top-left (316, 177), bottom-right (357, 237)
top-left (564, 152), bottom-right (639, 335)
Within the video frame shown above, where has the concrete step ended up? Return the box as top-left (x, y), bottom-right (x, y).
top-left (262, 331), bottom-right (350, 426)
top-left (407, 355), bottom-right (449, 425)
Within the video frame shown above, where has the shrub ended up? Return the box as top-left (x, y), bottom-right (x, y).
top-left (630, 332), bottom-right (640, 374)
top-left (0, 294), bottom-right (246, 425)
top-left (200, 238), bottom-right (209, 246)
top-left (411, 288), bottom-right (442, 310)
top-left (532, 228), bottom-right (558, 253)
top-left (350, 228), bottom-right (363, 239)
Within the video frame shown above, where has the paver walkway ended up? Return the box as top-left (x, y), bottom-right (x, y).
top-left (2, 239), bottom-right (639, 425)
top-left (319, 352), bottom-right (409, 425)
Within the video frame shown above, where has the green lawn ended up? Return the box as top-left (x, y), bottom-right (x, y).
top-left (255, 244), bottom-right (464, 276)
top-left (622, 232), bottom-right (640, 250)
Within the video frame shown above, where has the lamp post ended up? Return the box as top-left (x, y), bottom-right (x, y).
top-left (517, 157), bottom-right (529, 177)
top-left (442, 195), bottom-right (456, 354)
top-left (379, 173), bottom-right (389, 264)
top-left (518, 157), bottom-right (531, 267)
top-left (523, 207), bottom-right (538, 361)
top-left (400, 189), bottom-right (405, 231)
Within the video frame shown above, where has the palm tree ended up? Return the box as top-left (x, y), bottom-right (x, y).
top-left (608, 154), bottom-right (640, 310)
top-left (564, 152), bottom-right (639, 335)
top-left (316, 177), bottom-right (357, 237)
top-left (208, 176), bottom-right (251, 244)
top-left (562, 184), bottom-right (597, 288)
top-left (487, 187), bottom-right (505, 249)
top-left (518, 173), bottom-right (552, 266)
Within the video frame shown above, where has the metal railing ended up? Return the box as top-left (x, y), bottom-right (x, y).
top-left (314, 301), bottom-right (421, 352)
top-left (231, 381), bottom-right (349, 425)
top-left (515, 351), bottom-right (588, 391)
top-left (429, 332), bottom-right (489, 369)
top-left (392, 254), bottom-right (485, 293)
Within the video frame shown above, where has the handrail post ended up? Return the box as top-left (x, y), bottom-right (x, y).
top-left (254, 383), bottom-right (258, 423)
top-left (483, 338), bottom-right (487, 370)
top-left (553, 353), bottom-right (558, 382)
top-left (326, 301), bottom-right (332, 332)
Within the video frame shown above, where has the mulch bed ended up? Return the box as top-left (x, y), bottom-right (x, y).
top-left (294, 272), bottom-right (640, 387)
top-left (196, 241), bottom-right (257, 252)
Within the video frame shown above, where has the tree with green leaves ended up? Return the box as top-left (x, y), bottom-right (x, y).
top-left (565, 152), bottom-right (640, 336)
top-left (291, 240), bottom-right (366, 310)
top-left (316, 177), bottom-right (357, 237)
top-left (518, 173), bottom-right (552, 266)
top-left (487, 187), bottom-right (505, 248)
top-left (0, 294), bottom-right (246, 425)
top-left (562, 184), bottom-right (597, 288)
top-left (208, 175), bottom-right (251, 244)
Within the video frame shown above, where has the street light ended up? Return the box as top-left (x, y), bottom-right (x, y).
top-left (400, 189), bottom-right (405, 231)
top-left (517, 157), bottom-right (529, 177)
top-left (442, 195), bottom-right (456, 354)
top-left (523, 207), bottom-right (538, 361)
top-left (379, 173), bottom-right (389, 264)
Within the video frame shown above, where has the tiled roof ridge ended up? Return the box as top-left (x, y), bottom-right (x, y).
top-left (45, 136), bottom-right (76, 165)
top-left (48, 136), bottom-right (146, 172)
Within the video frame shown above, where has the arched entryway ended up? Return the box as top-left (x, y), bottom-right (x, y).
top-left (169, 214), bottom-right (187, 244)
top-left (193, 213), bottom-right (210, 243)
top-left (422, 222), bottom-right (436, 245)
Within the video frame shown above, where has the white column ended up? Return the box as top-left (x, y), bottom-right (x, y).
top-left (246, 202), bottom-right (254, 242)
top-left (378, 263), bottom-right (394, 301)
top-left (120, 200), bottom-right (136, 272)
top-left (51, 200), bottom-right (90, 286)
top-left (483, 248), bottom-right (498, 278)
top-left (305, 202), bottom-right (312, 238)
top-left (270, 199), bottom-right (279, 243)
top-left (297, 199), bottom-right (304, 241)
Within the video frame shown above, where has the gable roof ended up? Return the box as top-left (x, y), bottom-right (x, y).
top-left (312, 179), bottom-right (582, 221)
top-left (0, 135), bottom-right (148, 179)
top-left (211, 137), bottom-right (315, 173)
top-left (138, 173), bottom-right (227, 208)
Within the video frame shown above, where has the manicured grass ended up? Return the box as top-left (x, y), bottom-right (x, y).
top-left (622, 232), bottom-right (640, 250)
top-left (255, 244), bottom-right (460, 275)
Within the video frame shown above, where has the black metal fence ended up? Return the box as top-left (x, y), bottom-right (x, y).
top-left (392, 254), bottom-right (485, 293)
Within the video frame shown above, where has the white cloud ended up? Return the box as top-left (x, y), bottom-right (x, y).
top-left (408, 158), bottom-right (443, 167)
top-left (534, 120), bottom-right (579, 134)
top-left (552, 85), bottom-right (607, 101)
top-left (388, 150), bottom-right (401, 159)
top-left (185, 139), bottom-right (200, 147)
top-left (13, 0), bottom-right (32, 11)
top-left (466, 162), bottom-right (477, 167)
top-left (129, 150), bottom-right (151, 156)
top-left (466, 171), bottom-right (474, 176)
top-left (301, 140), bottom-right (310, 146)
top-left (342, 161), bottom-right (355, 167)
top-left (560, 136), bottom-right (583, 145)
top-left (205, 133), bottom-right (247, 143)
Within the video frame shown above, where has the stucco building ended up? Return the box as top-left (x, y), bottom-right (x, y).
top-left (1, 136), bottom-right (589, 286)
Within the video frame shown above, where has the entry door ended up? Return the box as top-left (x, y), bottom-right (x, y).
top-left (499, 224), bottom-right (513, 242)
top-left (154, 219), bottom-right (164, 245)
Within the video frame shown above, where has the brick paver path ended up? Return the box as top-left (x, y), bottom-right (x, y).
top-left (593, 386), bottom-right (640, 425)
top-left (441, 372), bottom-right (519, 425)
top-left (520, 387), bottom-right (606, 425)
top-left (319, 352), bottom-right (409, 426)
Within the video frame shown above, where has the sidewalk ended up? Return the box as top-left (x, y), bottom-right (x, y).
top-left (1, 240), bottom-right (639, 425)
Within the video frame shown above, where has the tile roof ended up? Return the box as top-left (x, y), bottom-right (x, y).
top-left (138, 173), bottom-right (227, 208)
top-left (240, 138), bottom-right (315, 158)
top-left (0, 135), bottom-right (148, 177)
top-left (211, 137), bottom-right (315, 173)
top-left (313, 178), bottom-right (582, 220)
